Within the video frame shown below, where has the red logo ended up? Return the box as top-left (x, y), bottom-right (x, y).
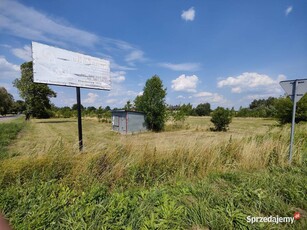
top-left (294, 212), bottom-right (301, 220)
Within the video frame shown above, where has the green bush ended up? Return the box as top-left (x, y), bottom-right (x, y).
top-left (210, 107), bottom-right (232, 131)
top-left (275, 95), bottom-right (307, 124)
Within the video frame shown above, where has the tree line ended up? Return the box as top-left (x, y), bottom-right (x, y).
top-left (0, 87), bottom-right (25, 116)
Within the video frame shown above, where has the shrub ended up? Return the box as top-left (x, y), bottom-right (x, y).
top-left (210, 107), bottom-right (232, 131)
top-left (275, 95), bottom-right (307, 124)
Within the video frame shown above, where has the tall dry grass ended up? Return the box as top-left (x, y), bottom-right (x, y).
top-left (1, 117), bottom-right (306, 230)
top-left (1, 117), bottom-right (306, 188)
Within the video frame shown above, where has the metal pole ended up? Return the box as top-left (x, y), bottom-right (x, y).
top-left (289, 80), bottom-right (298, 163)
top-left (76, 87), bottom-right (83, 151)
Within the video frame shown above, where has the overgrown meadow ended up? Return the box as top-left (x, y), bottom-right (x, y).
top-left (0, 117), bottom-right (306, 229)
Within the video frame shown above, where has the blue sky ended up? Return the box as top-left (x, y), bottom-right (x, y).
top-left (0, 0), bottom-right (306, 109)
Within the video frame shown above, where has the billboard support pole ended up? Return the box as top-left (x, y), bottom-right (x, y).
top-left (76, 87), bottom-right (83, 151)
top-left (289, 80), bottom-right (298, 163)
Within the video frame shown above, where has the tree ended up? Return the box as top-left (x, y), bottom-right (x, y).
top-left (134, 75), bottom-right (167, 131)
top-left (170, 106), bottom-right (187, 127)
top-left (134, 95), bottom-right (144, 111)
top-left (97, 106), bottom-right (104, 122)
top-left (180, 103), bottom-right (193, 116)
top-left (247, 97), bottom-right (278, 118)
top-left (13, 62), bottom-right (56, 118)
top-left (72, 103), bottom-right (84, 111)
top-left (11, 100), bottom-right (26, 114)
top-left (86, 106), bottom-right (97, 112)
top-left (195, 103), bottom-right (211, 116)
top-left (275, 95), bottom-right (307, 124)
top-left (124, 100), bottom-right (132, 110)
top-left (0, 87), bottom-right (14, 115)
top-left (210, 107), bottom-right (232, 131)
top-left (58, 106), bottom-right (73, 118)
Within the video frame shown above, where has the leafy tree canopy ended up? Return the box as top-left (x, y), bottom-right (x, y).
top-left (13, 62), bottom-right (56, 118)
top-left (0, 87), bottom-right (14, 115)
top-left (211, 107), bottom-right (232, 131)
top-left (11, 100), bottom-right (26, 114)
top-left (195, 103), bottom-right (211, 116)
top-left (275, 94), bottom-right (307, 124)
top-left (134, 75), bottom-right (167, 131)
top-left (124, 100), bottom-right (132, 111)
top-left (72, 103), bottom-right (84, 111)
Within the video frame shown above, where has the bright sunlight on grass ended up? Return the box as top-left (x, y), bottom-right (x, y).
top-left (0, 117), bottom-right (306, 229)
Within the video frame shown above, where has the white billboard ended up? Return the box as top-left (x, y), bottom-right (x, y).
top-left (32, 42), bottom-right (111, 90)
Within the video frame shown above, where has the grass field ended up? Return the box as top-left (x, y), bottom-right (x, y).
top-left (0, 117), bottom-right (25, 159)
top-left (0, 117), bottom-right (306, 229)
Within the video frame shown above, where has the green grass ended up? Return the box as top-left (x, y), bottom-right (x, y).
top-left (1, 169), bottom-right (306, 229)
top-left (0, 117), bottom-right (306, 229)
top-left (0, 117), bottom-right (26, 159)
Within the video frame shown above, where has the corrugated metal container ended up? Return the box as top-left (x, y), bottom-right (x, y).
top-left (111, 110), bottom-right (147, 134)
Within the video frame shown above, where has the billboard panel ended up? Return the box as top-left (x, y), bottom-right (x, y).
top-left (32, 42), bottom-right (111, 90)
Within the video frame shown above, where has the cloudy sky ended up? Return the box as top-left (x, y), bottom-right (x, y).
top-left (0, 0), bottom-right (306, 109)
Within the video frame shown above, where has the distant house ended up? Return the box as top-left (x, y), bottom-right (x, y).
top-left (111, 110), bottom-right (147, 134)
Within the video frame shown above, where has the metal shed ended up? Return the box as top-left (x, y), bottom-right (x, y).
top-left (111, 110), bottom-right (147, 134)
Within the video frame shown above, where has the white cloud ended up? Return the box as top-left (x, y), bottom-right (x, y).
top-left (110, 59), bottom-right (136, 71)
top-left (111, 71), bottom-right (126, 83)
top-left (194, 91), bottom-right (226, 103)
top-left (194, 92), bottom-right (212, 97)
top-left (0, 44), bottom-right (11, 49)
top-left (0, 56), bottom-right (22, 99)
top-left (0, 0), bottom-right (145, 66)
top-left (0, 56), bottom-right (20, 80)
top-left (231, 87), bottom-right (241, 93)
top-left (106, 98), bottom-right (118, 104)
top-left (11, 45), bottom-right (32, 61)
top-left (171, 74), bottom-right (199, 92)
top-left (102, 37), bottom-right (135, 51)
top-left (108, 90), bottom-right (120, 97)
top-left (0, 0), bottom-right (98, 48)
top-left (181, 7), bottom-right (195, 21)
top-left (277, 74), bottom-right (287, 81)
top-left (101, 39), bottom-right (145, 66)
top-left (177, 95), bottom-right (185, 99)
top-left (125, 50), bottom-right (145, 64)
top-left (217, 72), bottom-right (285, 95)
top-left (113, 76), bottom-right (125, 83)
top-left (108, 87), bottom-right (138, 97)
top-left (159, 62), bottom-right (200, 71)
top-left (83, 92), bottom-right (98, 104)
top-left (0, 57), bottom-right (19, 72)
top-left (127, 90), bottom-right (138, 96)
top-left (285, 6), bottom-right (293, 16)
